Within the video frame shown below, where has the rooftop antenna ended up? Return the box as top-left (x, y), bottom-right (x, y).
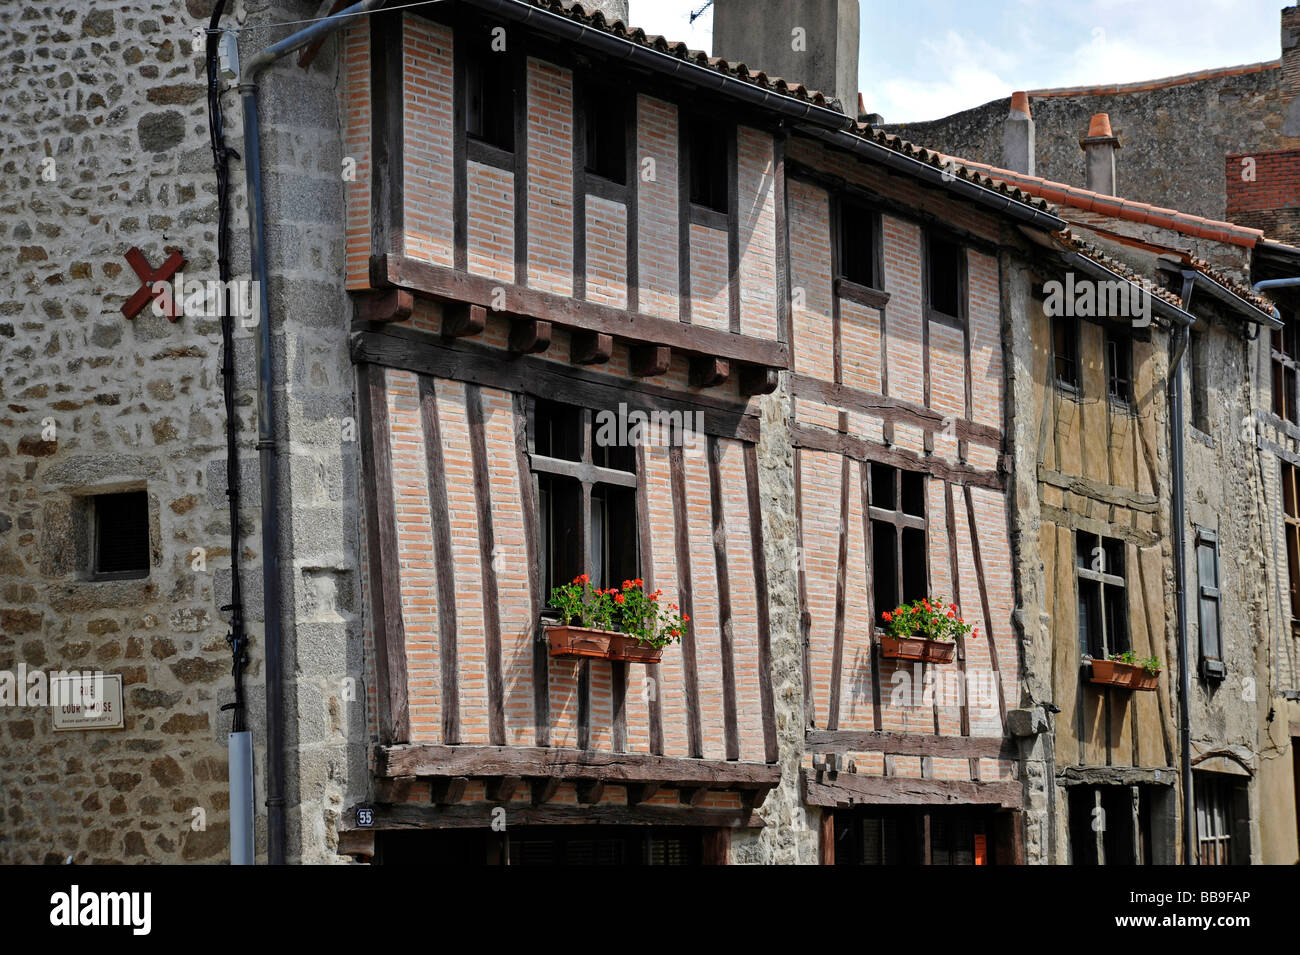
top-left (689, 0), bottom-right (713, 24)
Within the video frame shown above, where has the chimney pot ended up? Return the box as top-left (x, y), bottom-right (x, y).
top-left (1080, 112), bottom-right (1120, 196)
top-left (1003, 90), bottom-right (1035, 176)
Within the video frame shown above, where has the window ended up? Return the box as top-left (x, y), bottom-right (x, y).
top-left (686, 115), bottom-right (728, 213)
top-left (834, 807), bottom-right (996, 865)
top-left (837, 198), bottom-right (877, 289)
top-left (1196, 529), bottom-right (1224, 680)
top-left (1283, 464), bottom-right (1300, 632)
top-left (376, 826), bottom-right (704, 865)
top-left (464, 26), bottom-right (514, 152)
top-left (1077, 532), bottom-right (1128, 660)
top-left (91, 490), bottom-right (150, 579)
top-left (583, 85), bottom-right (627, 184)
top-left (926, 233), bottom-right (963, 319)
top-left (1272, 309), bottom-right (1299, 423)
top-left (1067, 784), bottom-right (1158, 865)
top-left (532, 399), bottom-right (638, 604)
top-left (869, 463), bottom-right (927, 616)
top-left (1195, 773), bottom-right (1248, 865)
top-left (1052, 315), bottom-right (1080, 391)
top-left (1106, 329), bottom-right (1133, 406)
top-left (1189, 325), bottom-right (1210, 431)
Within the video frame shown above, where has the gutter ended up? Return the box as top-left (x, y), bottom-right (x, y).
top-left (1171, 271), bottom-right (1196, 865)
top-left (238, 0), bottom-right (391, 865)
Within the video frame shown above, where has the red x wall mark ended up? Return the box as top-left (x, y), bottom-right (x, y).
top-left (121, 246), bottom-right (186, 320)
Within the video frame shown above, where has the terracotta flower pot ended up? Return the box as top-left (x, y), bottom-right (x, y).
top-left (879, 633), bottom-right (928, 661)
top-left (607, 633), bottom-right (663, 664)
top-left (1089, 658), bottom-right (1157, 691)
top-left (922, 639), bottom-right (956, 664)
top-left (546, 625), bottom-right (617, 660)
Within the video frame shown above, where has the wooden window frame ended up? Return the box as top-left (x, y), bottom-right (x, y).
top-left (835, 195), bottom-right (884, 297)
top-left (1052, 313), bottom-right (1081, 395)
top-left (1196, 527), bottom-right (1225, 681)
top-left (1283, 462), bottom-right (1300, 636)
top-left (868, 462), bottom-right (928, 617)
top-left (682, 112), bottom-right (733, 222)
top-left (528, 398), bottom-right (639, 614)
top-left (1105, 326), bottom-right (1134, 410)
top-left (579, 81), bottom-right (631, 191)
top-left (1272, 310), bottom-right (1300, 425)
top-left (89, 489), bottom-right (151, 582)
top-left (1076, 532), bottom-right (1129, 661)
top-left (461, 19), bottom-right (517, 166)
top-left (924, 230), bottom-right (966, 328)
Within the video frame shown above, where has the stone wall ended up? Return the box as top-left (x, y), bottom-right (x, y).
top-left (0, 0), bottom-right (366, 864)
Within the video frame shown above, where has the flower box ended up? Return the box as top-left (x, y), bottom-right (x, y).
top-left (607, 632), bottom-right (663, 665)
top-left (879, 632), bottom-right (954, 663)
top-left (1089, 658), bottom-right (1159, 691)
top-left (546, 625), bottom-right (617, 660)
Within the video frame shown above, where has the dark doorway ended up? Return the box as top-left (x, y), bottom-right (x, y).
top-left (833, 806), bottom-right (998, 865)
top-left (1067, 784), bottom-right (1163, 865)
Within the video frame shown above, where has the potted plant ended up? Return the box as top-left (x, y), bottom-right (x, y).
top-left (545, 575), bottom-right (687, 664)
top-left (1088, 650), bottom-right (1160, 691)
top-left (878, 598), bottom-right (970, 664)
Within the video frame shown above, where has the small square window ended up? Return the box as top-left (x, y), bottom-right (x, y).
top-left (92, 491), bottom-right (150, 579)
top-left (927, 234), bottom-right (963, 318)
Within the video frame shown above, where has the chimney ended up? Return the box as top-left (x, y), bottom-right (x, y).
top-left (1283, 6), bottom-right (1300, 134)
top-left (712, 0), bottom-right (860, 115)
top-left (1002, 91), bottom-right (1035, 175)
top-left (1080, 112), bottom-right (1120, 196)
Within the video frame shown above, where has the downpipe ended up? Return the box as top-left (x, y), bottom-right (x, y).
top-left (1171, 273), bottom-right (1195, 864)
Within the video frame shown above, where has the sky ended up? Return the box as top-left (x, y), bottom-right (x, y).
top-left (628, 0), bottom-right (1287, 122)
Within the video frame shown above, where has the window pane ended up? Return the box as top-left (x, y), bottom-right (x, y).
top-left (839, 200), bottom-right (875, 287)
top-left (1104, 583), bottom-right (1129, 654)
top-left (687, 116), bottom-right (727, 212)
top-left (1054, 317), bottom-right (1078, 388)
top-left (584, 86), bottom-right (626, 184)
top-left (1076, 531), bottom-right (1099, 570)
top-left (870, 464), bottom-right (896, 510)
top-left (928, 235), bottom-right (962, 317)
top-left (94, 490), bottom-right (150, 577)
top-left (1078, 579), bottom-right (1102, 658)
top-left (901, 527), bottom-right (927, 604)
top-left (901, 471), bottom-right (925, 518)
top-left (535, 400), bottom-right (583, 461)
top-left (872, 521), bottom-right (897, 615)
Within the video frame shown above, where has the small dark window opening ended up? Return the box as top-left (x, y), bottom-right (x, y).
top-left (533, 399), bottom-right (639, 610)
top-left (465, 28), bottom-right (515, 152)
top-left (1077, 531), bottom-right (1128, 660)
top-left (1106, 329), bottom-right (1133, 406)
top-left (1053, 315), bottom-right (1080, 392)
top-left (686, 115), bottom-right (728, 213)
top-left (1196, 531), bottom-right (1224, 680)
top-left (838, 199), bottom-right (877, 288)
top-left (869, 463), bottom-right (927, 617)
top-left (1190, 326), bottom-right (1210, 431)
top-left (93, 490), bottom-right (150, 579)
top-left (927, 234), bottom-right (963, 319)
top-left (1272, 310), bottom-right (1299, 424)
top-left (583, 85), bottom-right (627, 185)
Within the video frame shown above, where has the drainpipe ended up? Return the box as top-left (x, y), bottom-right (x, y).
top-left (239, 0), bottom-right (389, 865)
top-left (1172, 272), bottom-right (1196, 864)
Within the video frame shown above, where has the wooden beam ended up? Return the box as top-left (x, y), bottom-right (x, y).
top-left (576, 780), bottom-right (605, 805)
top-left (514, 394), bottom-right (549, 748)
top-left (708, 436), bottom-right (741, 761)
top-left (442, 302), bottom-right (487, 338)
top-left (354, 327), bottom-right (761, 443)
top-left (739, 365), bottom-right (779, 396)
top-left (369, 11), bottom-right (404, 262)
top-left (679, 786), bottom-right (708, 807)
top-left (336, 827), bottom-right (375, 860)
top-left (418, 375), bottom-right (461, 744)
top-left (805, 730), bottom-right (1017, 760)
top-left (344, 801), bottom-right (762, 830)
top-left (508, 317), bottom-right (551, 355)
top-left (485, 776), bottom-right (522, 802)
top-left (690, 356), bottom-right (730, 388)
top-left (370, 253), bottom-right (789, 368)
top-left (467, 385), bottom-right (506, 746)
top-left (744, 444), bottom-right (779, 763)
top-left (429, 777), bottom-right (468, 805)
top-left (827, 456), bottom-right (851, 731)
top-left (376, 745), bottom-right (783, 787)
top-left (357, 288), bottom-right (414, 325)
top-left (790, 421), bottom-right (1004, 492)
top-left (630, 344), bottom-right (671, 378)
top-left (636, 443), bottom-right (666, 757)
top-left (819, 810), bottom-right (835, 866)
top-left (571, 330), bottom-right (613, 366)
top-left (356, 365), bottom-right (410, 743)
top-left (627, 783), bottom-right (660, 805)
top-left (801, 771), bottom-right (1022, 809)
top-left (530, 777), bottom-right (561, 806)
top-left (702, 827), bottom-right (731, 865)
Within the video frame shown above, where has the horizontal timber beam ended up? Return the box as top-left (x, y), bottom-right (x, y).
top-left (805, 730), bottom-right (1018, 761)
top-left (790, 422), bottom-right (1004, 491)
top-left (371, 253), bottom-right (788, 369)
top-left (341, 801), bottom-right (763, 831)
top-left (801, 770), bottom-right (1022, 809)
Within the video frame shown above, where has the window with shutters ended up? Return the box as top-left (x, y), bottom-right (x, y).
top-left (90, 490), bottom-right (150, 580)
top-left (1077, 532), bottom-right (1128, 660)
top-left (868, 463), bottom-right (927, 617)
top-left (1196, 529), bottom-right (1224, 681)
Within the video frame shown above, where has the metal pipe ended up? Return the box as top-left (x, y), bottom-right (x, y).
top-left (238, 0), bottom-right (390, 865)
top-left (1172, 271), bottom-right (1196, 865)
